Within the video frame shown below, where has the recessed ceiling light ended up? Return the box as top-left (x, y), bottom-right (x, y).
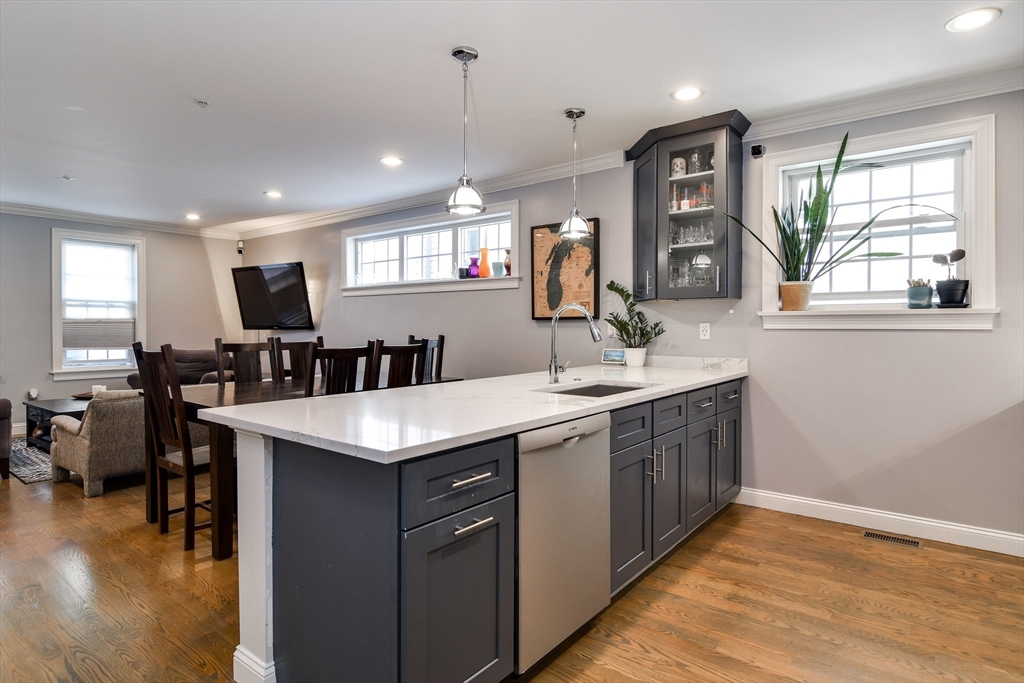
top-left (945, 7), bottom-right (1001, 32)
top-left (186, 213), bottom-right (201, 220)
top-left (670, 86), bottom-right (705, 101)
top-left (60, 175), bottom-right (76, 182)
top-left (380, 157), bottom-right (404, 166)
top-left (65, 106), bottom-right (83, 111)
top-left (264, 190), bottom-right (283, 198)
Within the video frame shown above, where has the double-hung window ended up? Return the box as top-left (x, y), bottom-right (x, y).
top-left (783, 143), bottom-right (965, 305)
top-left (343, 200), bottom-right (519, 295)
top-left (759, 115), bottom-right (996, 330)
top-left (51, 229), bottom-right (146, 377)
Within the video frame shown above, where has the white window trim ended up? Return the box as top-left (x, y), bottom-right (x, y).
top-left (757, 115), bottom-right (998, 330)
top-left (341, 200), bottom-right (520, 297)
top-left (51, 228), bottom-right (147, 379)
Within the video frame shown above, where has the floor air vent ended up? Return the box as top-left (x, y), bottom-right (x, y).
top-left (862, 530), bottom-right (922, 548)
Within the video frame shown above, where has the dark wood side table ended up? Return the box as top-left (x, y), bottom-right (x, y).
top-left (22, 398), bottom-right (88, 454)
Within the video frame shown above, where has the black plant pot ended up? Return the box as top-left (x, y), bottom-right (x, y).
top-left (936, 279), bottom-right (969, 305)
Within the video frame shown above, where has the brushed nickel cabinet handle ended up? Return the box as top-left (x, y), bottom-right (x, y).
top-left (647, 453), bottom-right (656, 482)
top-left (723, 392), bottom-right (739, 400)
top-left (655, 446), bottom-right (665, 480)
top-left (646, 271), bottom-right (653, 293)
top-left (661, 446), bottom-right (667, 481)
top-left (721, 421), bottom-right (726, 450)
top-left (694, 399), bottom-right (714, 409)
top-left (716, 266), bottom-right (721, 292)
top-left (452, 472), bottom-right (493, 489)
top-left (454, 516), bottom-right (495, 538)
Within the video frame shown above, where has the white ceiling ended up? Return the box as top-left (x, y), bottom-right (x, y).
top-left (1, 1), bottom-right (1022, 234)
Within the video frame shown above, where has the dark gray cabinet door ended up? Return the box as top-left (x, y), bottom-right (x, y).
top-left (633, 145), bottom-right (658, 301)
top-left (716, 406), bottom-right (741, 509)
top-left (401, 494), bottom-right (514, 683)
top-left (652, 427), bottom-right (687, 560)
top-left (685, 416), bottom-right (717, 533)
top-left (610, 441), bottom-right (654, 594)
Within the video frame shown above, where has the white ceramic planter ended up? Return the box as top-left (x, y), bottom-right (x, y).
top-left (624, 348), bottom-right (647, 367)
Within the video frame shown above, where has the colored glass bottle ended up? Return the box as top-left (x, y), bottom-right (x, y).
top-left (468, 257), bottom-right (480, 278)
top-left (479, 248), bottom-right (491, 277)
top-left (504, 249), bottom-right (512, 276)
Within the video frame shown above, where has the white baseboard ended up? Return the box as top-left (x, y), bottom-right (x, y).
top-left (735, 488), bottom-right (1024, 558)
top-left (12, 422), bottom-right (26, 438)
top-left (233, 646), bottom-right (276, 683)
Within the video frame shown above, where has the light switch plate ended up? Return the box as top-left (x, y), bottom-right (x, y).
top-left (699, 323), bottom-right (711, 340)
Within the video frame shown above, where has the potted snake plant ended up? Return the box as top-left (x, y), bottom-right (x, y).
top-left (605, 280), bottom-right (665, 367)
top-left (724, 133), bottom-right (954, 311)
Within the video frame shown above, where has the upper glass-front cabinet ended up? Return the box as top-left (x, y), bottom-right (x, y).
top-left (629, 111), bottom-right (749, 300)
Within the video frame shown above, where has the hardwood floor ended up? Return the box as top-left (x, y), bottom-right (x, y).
top-left (2, 474), bottom-right (1021, 682)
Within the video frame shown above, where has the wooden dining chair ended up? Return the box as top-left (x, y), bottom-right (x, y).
top-left (305, 340), bottom-right (382, 397)
top-left (132, 342), bottom-right (213, 552)
top-left (407, 334), bottom-right (445, 381)
top-left (215, 338), bottom-right (276, 384)
top-left (269, 337), bottom-right (321, 382)
top-left (378, 338), bottom-right (427, 388)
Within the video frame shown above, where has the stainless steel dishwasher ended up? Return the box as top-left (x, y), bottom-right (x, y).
top-left (516, 412), bottom-right (611, 674)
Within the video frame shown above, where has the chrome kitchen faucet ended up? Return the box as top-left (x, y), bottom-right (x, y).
top-left (549, 303), bottom-right (603, 383)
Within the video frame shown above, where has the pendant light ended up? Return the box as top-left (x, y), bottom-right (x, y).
top-left (445, 47), bottom-right (485, 216)
top-left (559, 108), bottom-right (590, 238)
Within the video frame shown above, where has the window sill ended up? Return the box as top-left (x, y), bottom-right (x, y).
top-left (342, 276), bottom-right (521, 297)
top-left (758, 307), bottom-right (1000, 330)
top-left (51, 367), bottom-right (135, 382)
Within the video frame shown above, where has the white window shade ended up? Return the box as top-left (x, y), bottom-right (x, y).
top-left (52, 230), bottom-right (146, 376)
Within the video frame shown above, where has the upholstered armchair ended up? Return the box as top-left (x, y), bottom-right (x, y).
top-left (50, 391), bottom-right (146, 496)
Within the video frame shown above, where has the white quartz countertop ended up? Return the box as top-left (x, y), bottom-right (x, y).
top-left (198, 357), bottom-right (748, 464)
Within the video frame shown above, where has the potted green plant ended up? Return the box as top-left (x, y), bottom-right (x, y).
top-left (906, 278), bottom-right (933, 309)
top-left (724, 134), bottom-right (953, 311)
top-left (933, 249), bottom-right (969, 306)
top-left (605, 280), bottom-right (665, 367)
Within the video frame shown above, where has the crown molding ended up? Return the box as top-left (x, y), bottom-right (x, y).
top-left (229, 150), bottom-right (625, 240)
top-left (0, 202), bottom-right (240, 240)
top-left (746, 66), bottom-right (1024, 141)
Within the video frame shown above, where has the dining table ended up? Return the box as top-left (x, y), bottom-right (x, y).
top-left (143, 374), bottom-right (462, 560)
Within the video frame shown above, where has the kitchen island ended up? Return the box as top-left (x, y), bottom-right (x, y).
top-left (199, 357), bottom-right (748, 683)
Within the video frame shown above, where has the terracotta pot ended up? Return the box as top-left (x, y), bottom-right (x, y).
top-left (624, 348), bottom-right (647, 368)
top-left (779, 281), bottom-right (814, 311)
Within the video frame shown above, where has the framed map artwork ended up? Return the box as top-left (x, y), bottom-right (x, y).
top-left (530, 218), bottom-right (599, 320)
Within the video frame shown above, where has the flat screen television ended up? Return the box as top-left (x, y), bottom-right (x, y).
top-left (231, 262), bottom-right (315, 330)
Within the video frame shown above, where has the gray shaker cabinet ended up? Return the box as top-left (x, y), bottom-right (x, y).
top-left (652, 426), bottom-right (687, 560)
top-left (401, 493), bottom-right (515, 683)
top-left (610, 441), bottom-right (654, 594)
top-left (716, 406), bottom-right (742, 509)
top-left (686, 416), bottom-right (718, 533)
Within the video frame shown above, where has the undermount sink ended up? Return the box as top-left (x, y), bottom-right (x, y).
top-left (533, 381), bottom-right (654, 398)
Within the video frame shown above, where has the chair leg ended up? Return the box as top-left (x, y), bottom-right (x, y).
top-left (82, 478), bottom-right (103, 497)
top-left (51, 464), bottom-right (70, 483)
top-left (184, 473), bottom-right (196, 552)
top-left (158, 467), bottom-right (170, 535)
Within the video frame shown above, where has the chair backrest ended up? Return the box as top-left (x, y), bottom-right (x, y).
top-left (306, 340), bottom-right (381, 397)
top-left (379, 339), bottom-right (427, 388)
top-left (215, 338), bottom-right (275, 384)
top-left (269, 337), bottom-right (321, 382)
top-left (407, 334), bottom-right (445, 380)
top-left (77, 391), bottom-right (144, 446)
top-left (132, 342), bottom-right (198, 467)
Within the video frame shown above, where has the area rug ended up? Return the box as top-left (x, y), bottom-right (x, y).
top-left (9, 438), bottom-right (52, 484)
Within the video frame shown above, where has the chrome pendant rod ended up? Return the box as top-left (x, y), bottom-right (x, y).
top-left (571, 117), bottom-right (578, 211)
top-left (462, 61), bottom-right (469, 177)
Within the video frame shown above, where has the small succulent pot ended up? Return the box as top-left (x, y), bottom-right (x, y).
top-left (907, 286), bottom-right (933, 309)
top-left (936, 279), bottom-right (969, 305)
top-left (779, 281), bottom-right (814, 311)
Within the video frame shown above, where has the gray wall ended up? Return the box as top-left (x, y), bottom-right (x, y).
top-left (0, 212), bottom-right (241, 422)
top-left (247, 90), bottom-right (1024, 535)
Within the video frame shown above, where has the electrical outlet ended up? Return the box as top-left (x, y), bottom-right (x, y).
top-left (606, 321), bottom-right (616, 339)
top-left (699, 323), bottom-right (711, 340)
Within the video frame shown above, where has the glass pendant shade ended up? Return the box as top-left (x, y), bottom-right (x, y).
top-left (559, 209), bottom-right (590, 238)
top-left (446, 175), bottom-right (485, 215)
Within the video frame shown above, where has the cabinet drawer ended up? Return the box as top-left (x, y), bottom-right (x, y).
top-left (717, 381), bottom-right (741, 411)
top-left (610, 403), bottom-right (652, 453)
top-left (402, 438), bottom-right (514, 530)
top-left (686, 387), bottom-right (717, 423)
top-left (652, 393), bottom-right (687, 436)
top-left (26, 407), bottom-right (41, 423)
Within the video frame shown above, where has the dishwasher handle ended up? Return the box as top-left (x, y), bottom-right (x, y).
top-left (518, 412), bottom-right (611, 452)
